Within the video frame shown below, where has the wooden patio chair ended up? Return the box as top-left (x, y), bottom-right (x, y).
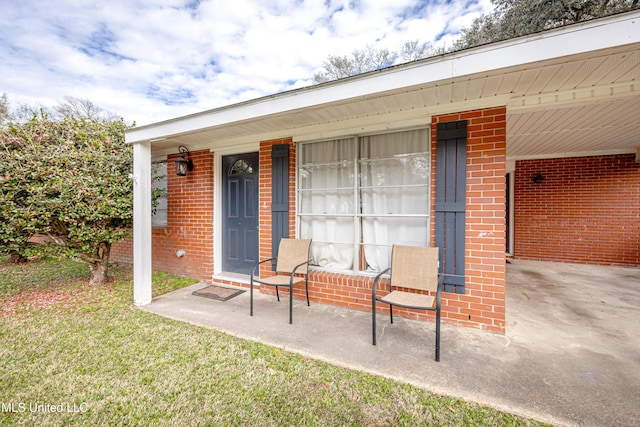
top-left (250, 238), bottom-right (312, 324)
top-left (372, 245), bottom-right (443, 361)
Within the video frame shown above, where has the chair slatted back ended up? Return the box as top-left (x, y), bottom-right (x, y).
top-left (276, 239), bottom-right (311, 274)
top-left (390, 245), bottom-right (439, 292)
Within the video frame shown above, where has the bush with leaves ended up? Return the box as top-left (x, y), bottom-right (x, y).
top-left (0, 114), bottom-right (134, 284)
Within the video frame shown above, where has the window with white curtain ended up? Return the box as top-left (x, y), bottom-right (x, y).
top-left (297, 128), bottom-right (430, 274)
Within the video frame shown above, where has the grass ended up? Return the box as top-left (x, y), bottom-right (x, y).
top-left (0, 257), bottom-right (550, 426)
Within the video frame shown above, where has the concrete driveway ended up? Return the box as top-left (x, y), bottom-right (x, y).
top-left (141, 260), bottom-right (640, 426)
top-left (504, 260), bottom-right (640, 426)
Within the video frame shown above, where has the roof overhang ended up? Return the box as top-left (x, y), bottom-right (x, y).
top-left (126, 10), bottom-right (640, 160)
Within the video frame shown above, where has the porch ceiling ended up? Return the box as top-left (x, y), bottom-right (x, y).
top-left (131, 12), bottom-right (640, 161)
top-left (505, 41), bottom-right (640, 159)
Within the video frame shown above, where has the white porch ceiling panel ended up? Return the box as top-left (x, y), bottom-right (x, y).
top-left (132, 11), bottom-right (640, 160)
top-left (508, 96), bottom-right (640, 158)
top-left (506, 46), bottom-right (640, 158)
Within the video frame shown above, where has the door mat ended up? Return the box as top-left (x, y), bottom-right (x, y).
top-left (192, 285), bottom-right (245, 301)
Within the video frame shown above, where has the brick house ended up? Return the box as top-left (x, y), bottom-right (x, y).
top-left (121, 11), bottom-right (640, 333)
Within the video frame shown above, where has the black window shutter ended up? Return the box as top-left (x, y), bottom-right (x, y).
top-left (435, 120), bottom-right (467, 294)
top-left (271, 144), bottom-right (289, 270)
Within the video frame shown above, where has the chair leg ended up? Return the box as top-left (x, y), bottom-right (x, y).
top-left (305, 279), bottom-right (310, 306)
top-left (372, 297), bottom-right (377, 345)
top-left (389, 304), bottom-right (394, 324)
top-left (289, 284), bottom-right (293, 324)
top-left (276, 286), bottom-right (280, 302)
top-left (250, 280), bottom-right (254, 317)
top-left (435, 308), bottom-right (441, 362)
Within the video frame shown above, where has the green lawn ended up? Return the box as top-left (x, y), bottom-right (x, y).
top-left (0, 258), bottom-right (549, 426)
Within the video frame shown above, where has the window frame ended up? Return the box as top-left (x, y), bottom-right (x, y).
top-left (151, 160), bottom-right (168, 229)
top-left (296, 127), bottom-right (431, 275)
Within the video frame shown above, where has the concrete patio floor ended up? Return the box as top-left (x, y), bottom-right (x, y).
top-left (141, 260), bottom-right (640, 427)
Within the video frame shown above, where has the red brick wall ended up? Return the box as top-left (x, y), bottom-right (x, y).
top-left (154, 149), bottom-right (215, 279)
top-left (431, 107), bottom-right (507, 333)
top-left (514, 154), bottom-right (640, 265)
top-left (252, 108), bottom-right (507, 333)
top-left (111, 240), bottom-right (132, 264)
top-left (122, 109), bottom-right (507, 333)
top-left (110, 150), bottom-right (214, 280)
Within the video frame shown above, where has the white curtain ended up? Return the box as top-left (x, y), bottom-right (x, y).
top-left (360, 129), bottom-right (429, 271)
top-left (298, 129), bottom-right (429, 272)
top-left (299, 138), bottom-right (355, 269)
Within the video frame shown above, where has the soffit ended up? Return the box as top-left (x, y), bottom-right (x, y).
top-left (506, 44), bottom-right (640, 158)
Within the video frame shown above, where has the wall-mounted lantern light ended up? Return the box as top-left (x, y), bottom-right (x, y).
top-left (175, 146), bottom-right (194, 176)
top-left (532, 172), bottom-right (545, 184)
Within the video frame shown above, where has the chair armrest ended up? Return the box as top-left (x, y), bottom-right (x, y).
top-left (372, 267), bottom-right (391, 299)
top-left (289, 259), bottom-right (312, 279)
top-left (251, 257), bottom-right (276, 279)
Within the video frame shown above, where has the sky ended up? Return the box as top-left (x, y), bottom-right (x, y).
top-left (0, 0), bottom-right (493, 126)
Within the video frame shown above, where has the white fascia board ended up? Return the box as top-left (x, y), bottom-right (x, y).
top-left (125, 10), bottom-right (640, 144)
top-left (449, 11), bottom-right (640, 76)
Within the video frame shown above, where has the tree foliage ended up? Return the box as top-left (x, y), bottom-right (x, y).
top-left (453, 0), bottom-right (639, 49)
top-left (314, 0), bottom-right (638, 82)
top-left (0, 93), bottom-right (10, 128)
top-left (1, 95), bottom-right (121, 124)
top-left (314, 40), bottom-right (444, 83)
top-left (314, 45), bottom-right (393, 82)
top-left (0, 114), bottom-right (133, 284)
top-left (53, 96), bottom-right (120, 121)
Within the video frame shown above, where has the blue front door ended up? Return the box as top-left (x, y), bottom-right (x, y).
top-left (222, 152), bottom-right (259, 274)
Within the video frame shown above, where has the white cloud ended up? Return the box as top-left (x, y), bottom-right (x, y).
top-left (0, 0), bottom-right (493, 125)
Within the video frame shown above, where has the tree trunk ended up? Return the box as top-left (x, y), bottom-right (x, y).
top-left (89, 261), bottom-right (108, 285)
top-left (9, 251), bottom-right (27, 264)
top-left (88, 242), bottom-right (111, 285)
